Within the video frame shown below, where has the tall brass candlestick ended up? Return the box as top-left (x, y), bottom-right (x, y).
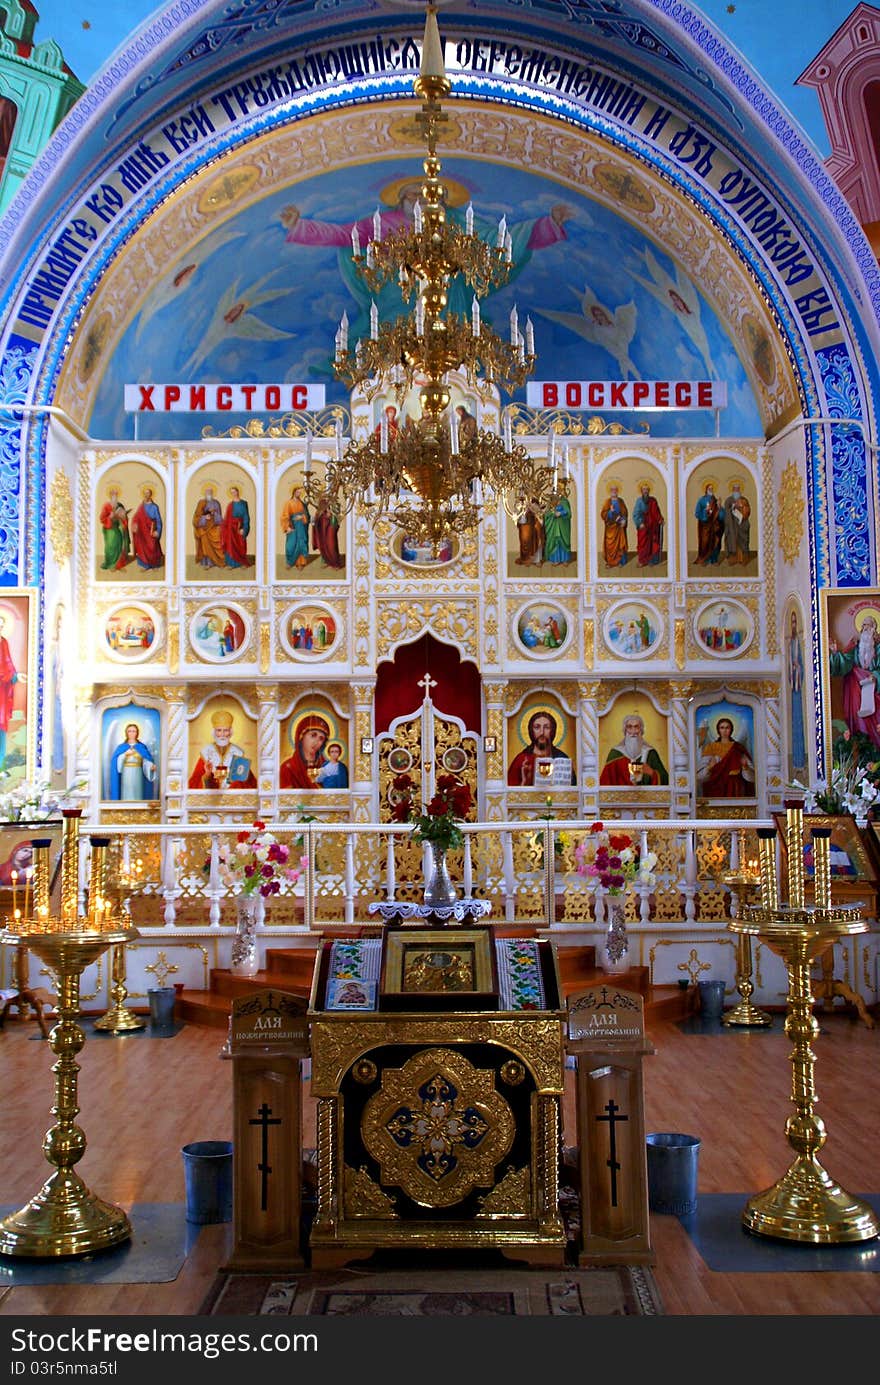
top-left (811, 828), bottom-right (832, 910)
top-left (60, 808), bottom-right (83, 926)
top-left (756, 826), bottom-right (779, 910)
top-left (729, 814), bottom-right (879, 1244)
top-left (0, 921), bottom-right (138, 1256)
top-left (721, 832), bottom-right (770, 1028)
top-left (90, 836), bottom-right (144, 1033)
top-left (784, 798), bottom-right (805, 909)
top-left (31, 838), bottom-right (52, 917)
top-left (87, 835), bottom-right (110, 925)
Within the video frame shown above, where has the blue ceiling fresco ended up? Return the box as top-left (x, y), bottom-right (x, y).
top-left (89, 156), bottom-right (762, 440)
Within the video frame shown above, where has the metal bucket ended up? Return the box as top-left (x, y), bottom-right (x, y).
top-left (181, 1140), bottom-right (233, 1224)
top-left (646, 1132), bottom-right (701, 1215)
top-left (698, 978), bottom-right (726, 1020)
top-left (147, 987), bottom-right (176, 1029)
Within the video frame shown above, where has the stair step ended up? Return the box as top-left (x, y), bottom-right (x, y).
top-left (209, 968), bottom-right (313, 1000)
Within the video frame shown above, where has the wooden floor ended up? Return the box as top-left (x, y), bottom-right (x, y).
top-left (0, 1009), bottom-right (878, 1317)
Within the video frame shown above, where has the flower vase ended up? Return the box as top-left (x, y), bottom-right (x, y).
top-left (423, 842), bottom-right (457, 909)
top-left (231, 895), bottom-right (260, 977)
top-left (602, 895), bottom-right (630, 973)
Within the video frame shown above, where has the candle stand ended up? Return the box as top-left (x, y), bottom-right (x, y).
top-left (721, 840), bottom-right (771, 1028)
top-left (0, 815), bottom-right (139, 1257)
top-left (729, 804), bottom-right (879, 1244)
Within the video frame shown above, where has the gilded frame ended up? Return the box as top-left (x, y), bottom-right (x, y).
top-left (382, 929), bottom-right (495, 1000)
top-left (773, 812), bottom-right (878, 884)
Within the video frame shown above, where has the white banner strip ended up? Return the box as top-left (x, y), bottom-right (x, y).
top-left (526, 380), bottom-right (727, 411)
top-left (124, 383), bottom-right (326, 413)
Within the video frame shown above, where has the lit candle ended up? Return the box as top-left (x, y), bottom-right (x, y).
top-left (504, 230), bottom-right (512, 262)
top-left (372, 206), bottom-right (382, 241)
top-left (525, 316), bottom-right (535, 356)
top-left (471, 296), bottom-right (481, 338)
top-left (351, 222), bottom-right (360, 256)
top-left (339, 311), bottom-right (349, 354)
top-left (465, 202), bottom-right (474, 235)
top-left (497, 213), bottom-right (507, 248)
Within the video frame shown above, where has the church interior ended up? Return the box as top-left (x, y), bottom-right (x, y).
top-left (0, 0), bottom-right (879, 1327)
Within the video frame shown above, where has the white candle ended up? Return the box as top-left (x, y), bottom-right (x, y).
top-left (380, 411), bottom-right (389, 454)
top-left (471, 297), bottom-right (480, 337)
top-left (416, 296), bottom-right (425, 336)
top-left (335, 418), bottom-right (344, 461)
top-left (370, 300), bottom-right (379, 340)
top-left (510, 304), bottom-right (518, 346)
top-left (304, 432), bottom-right (313, 474)
top-left (503, 411), bottom-right (513, 452)
top-left (449, 406), bottom-right (459, 455)
top-left (525, 316), bottom-right (535, 356)
top-left (413, 200), bottom-right (423, 232)
top-left (373, 207), bottom-right (382, 241)
top-left (505, 230), bottom-right (512, 262)
top-left (351, 222), bottom-right (360, 256)
top-left (366, 241), bottom-right (375, 269)
top-left (465, 202), bottom-right (474, 235)
top-left (497, 213), bottom-right (507, 248)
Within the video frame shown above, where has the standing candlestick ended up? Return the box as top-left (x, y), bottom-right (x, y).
top-left (784, 798), bottom-right (805, 908)
top-left (60, 808), bottom-right (82, 926)
top-left (721, 834), bottom-right (770, 1028)
top-left (31, 838), bottom-right (52, 915)
top-left (811, 828), bottom-right (832, 909)
top-left (729, 817), bottom-right (878, 1243)
top-left (87, 836), bottom-right (110, 927)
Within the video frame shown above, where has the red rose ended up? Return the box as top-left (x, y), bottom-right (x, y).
top-left (609, 833), bottom-right (633, 851)
top-left (590, 821), bottom-right (604, 834)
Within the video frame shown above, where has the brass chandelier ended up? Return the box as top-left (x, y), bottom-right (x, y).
top-left (316, 5), bottom-right (559, 548)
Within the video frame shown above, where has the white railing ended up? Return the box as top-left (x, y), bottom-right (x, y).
top-left (77, 817), bottom-right (776, 933)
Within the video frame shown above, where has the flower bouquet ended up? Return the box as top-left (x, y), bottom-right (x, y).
top-left (215, 820), bottom-right (303, 897)
top-left (0, 778), bottom-right (84, 823)
top-left (574, 822), bottom-right (657, 971)
top-left (390, 773), bottom-right (473, 851)
top-left (573, 822), bottom-right (657, 894)
top-left (790, 730), bottom-right (880, 822)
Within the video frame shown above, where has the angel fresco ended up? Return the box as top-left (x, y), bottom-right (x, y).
top-left (537, 281), bottom-right (639, 379)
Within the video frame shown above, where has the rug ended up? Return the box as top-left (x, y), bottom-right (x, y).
top-left (677, 1193), bottom-right (880, 1272)
top-left (0, 1204), bottom-right (200, 1284)
top-left (199, 1263), bottom-right (663, 1316)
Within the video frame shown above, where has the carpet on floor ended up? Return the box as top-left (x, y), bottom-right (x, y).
top-left (0, 1204), bottom-right (200, 1284)
top-left (677, 1193), bottom-right (880, 1271)
top-left (198, 1262), bottom-right (663, 1316)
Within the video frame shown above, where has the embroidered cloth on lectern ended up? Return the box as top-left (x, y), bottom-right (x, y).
top-left (495, 938), bottom-right (546, 1011)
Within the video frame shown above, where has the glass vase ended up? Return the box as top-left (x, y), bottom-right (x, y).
top-left (231, 894), bottom-right (260, 977)
top-left (602, 894), bottom-right (629, 973)
top-left (423, 842), bottom-right (457, 909)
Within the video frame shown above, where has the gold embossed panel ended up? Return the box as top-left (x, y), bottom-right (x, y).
top-left (360, 1047), bottom-right (515, 1208)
